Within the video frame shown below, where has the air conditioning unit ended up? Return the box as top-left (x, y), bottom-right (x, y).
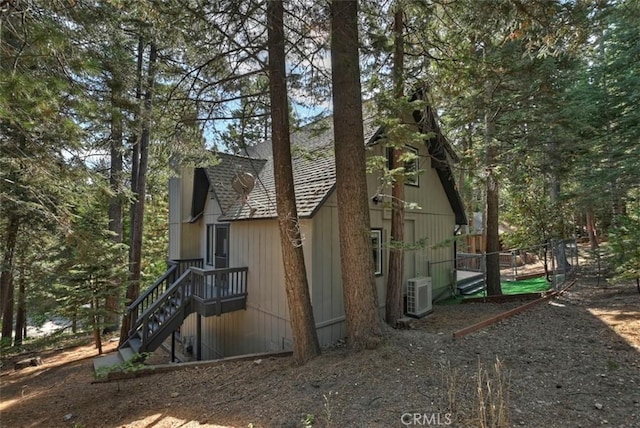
top-left (406, 276), bottom-right (433, 318)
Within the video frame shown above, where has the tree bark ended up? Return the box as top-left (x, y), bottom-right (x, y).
top-left (105, 75), bottom-right (125, 334)
top-left (93, 297), bottom-right (103, 355)
top-left (385, 6), bottom-right (405, 327)
top-left (331, 0), bottom-right (383, 350)
top-left (13, 260), bottom-right (26, 346)
top-left (548, 138), bottom-right (561, 205)
top-left (267, 0), bottom-right (320, 365)
top-left (1, 214), bottom-right (19, 344)
top-left (586, 208), bottom-right (599, 250)
top-left (120, 40), bottom-right (157, 344)
top-left (484, 117), bottom-right (502, 296)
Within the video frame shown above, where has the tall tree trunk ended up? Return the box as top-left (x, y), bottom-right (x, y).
top-left (385, 6), bottom-right (405, 327)
top-left (548, 138), bottom-right (561, 204)
top-left (1, 214), bottom-right (19, 344)
top-left (484, 116), bottom-right (502, 296)
top-left (13, 260), bottom-right (26, 346)
top-left (267, 0), bottom-right (320, 365)
top-left (92, 297), bottom-right (103, 355)
top-left (105, 77), bottom-right (125, 334)
top-left (331, 0), bottom-right (383, 350)
top-left (458, 125), bottom-right (473, 219)
top-left (586, 208), bottom-right (599, 250)
top-left (120, 40), bottom-right (157, 344)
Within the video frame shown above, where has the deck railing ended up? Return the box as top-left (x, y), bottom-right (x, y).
top-left (172, 258), bottom-right (204, 279)
top-left (190, 267), bottom-right (248, 300)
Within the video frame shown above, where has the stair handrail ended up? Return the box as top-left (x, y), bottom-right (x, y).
top-left (128, 263), bottom-right (178, 311)
top-left (126, 258), bottom-right (203, 329)
top-left (131, 268), bottom-right (193, 340)
top-left (127, 263), bottom-right (178, 325)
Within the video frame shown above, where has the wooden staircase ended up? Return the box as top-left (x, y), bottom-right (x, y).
top-left (457, 273), bottom-right (486, 295)
top-left (94, 259), bottom-right (248, 374)
top-left (456, 253), bottom-right (486, 295)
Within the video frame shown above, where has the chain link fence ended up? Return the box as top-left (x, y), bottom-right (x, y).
top-left (454, 238), bottom-right (578, 295)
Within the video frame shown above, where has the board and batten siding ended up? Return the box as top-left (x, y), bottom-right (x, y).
top-left (168, 176), bottom-right (181, 261)
top-left (366, 141), bottom-right (457, 302)
top-left (307, 140), bottom-right (457, 345)
top-left (310, 199), bottom-right (347, 346)
top-left (176, 132), bottom-right (459, 359)
top-left (181, 186), bottom-right (317, 359)
top-left (168, 169), bottom-right (202, 260)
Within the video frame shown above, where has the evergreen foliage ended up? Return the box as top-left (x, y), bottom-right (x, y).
top-left (1, 0), bottom-right (638, 349)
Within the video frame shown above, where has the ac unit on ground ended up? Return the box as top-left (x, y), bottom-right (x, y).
top-left (406, 276), bottom-right (433, 318)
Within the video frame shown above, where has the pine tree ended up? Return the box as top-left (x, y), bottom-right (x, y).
top-left (331, 0), bottom-right (383, 350)
top-left (267, 0), bottom-right (321, 364)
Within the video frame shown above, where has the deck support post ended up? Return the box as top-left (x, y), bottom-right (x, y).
top-left (196, 313), bottom-right (202, 361)
top-left (171, 331), bottom-right (176, 362)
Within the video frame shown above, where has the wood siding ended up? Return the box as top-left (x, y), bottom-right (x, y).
top-left (310, 201), bottom-right (347, 346)
top-left (175, 137), bottom-right (457, 359)
top-left (168, 170), bottom-right (201, 260)
top-left (366, 143), bottom-right (456, 301)
top-left (180, 192), bottom-right (317, 359)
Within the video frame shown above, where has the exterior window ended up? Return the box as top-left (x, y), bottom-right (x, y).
top-left (386, 146), bottom-right (420, 187)
top-left (371, 229), bottom-right (383, 276)
top-left (206, 224), bottom-right (214, 265)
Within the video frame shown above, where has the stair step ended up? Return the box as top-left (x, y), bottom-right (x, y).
top-left (128, 337), bottom-right (142, 354)
top-left (153, 307), bottom-right (178, 324)
top-left (118, 346), bottom-right (136, 363)
top-left (459, 283), bottom-right (486, 295)
top-left (93, 352), bottom-right (123, 373)
top-left (457, 273), bottom-right (485, 287)
top-left (458, 278), bottom-right (484, 292)
top-left (458, 277), bottom-right (486, 294)
top-left (108, 265), bottom-right (196, 373)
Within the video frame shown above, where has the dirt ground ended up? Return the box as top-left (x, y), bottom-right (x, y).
top-left (1, 276), bottom-right (639, 428)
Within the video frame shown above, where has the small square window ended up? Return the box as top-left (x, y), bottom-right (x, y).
top-left (371, 229), bottom-right (383, 276)
top-left (386, 146), bottom-right (419, 187)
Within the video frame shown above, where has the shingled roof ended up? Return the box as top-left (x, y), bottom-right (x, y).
top-left (198, 106), bottom-right (467, 225)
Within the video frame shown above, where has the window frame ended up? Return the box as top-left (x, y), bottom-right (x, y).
top-left (206, 224), bottom-right (215, 266)
top-left (371, 228), bottom-right (383, 277)
top-left (386, 145), bottom-right (420, 187)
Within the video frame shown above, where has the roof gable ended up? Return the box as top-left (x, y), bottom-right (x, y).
top-left (202, 104), bottom-right (466, 225)
top-left (410, 89), bottom-right (468, 225)
top-left (202, 153), bottom-right (267, 215)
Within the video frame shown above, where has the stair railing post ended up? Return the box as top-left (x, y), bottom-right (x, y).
top-left (142, 312), bottom-right (148, 345)
top-left (551, 239), bottom-right (557, 291)
top-left (216, 270), bottom-right (222, 315)
top-left (171, 331), bottom-right (176, 363)
top-left (196, 313), bottom-right (202, 361)
top-left (129, 305), bottom-right (139, 339)
top-left (183, 270), bottom-right (190, 299)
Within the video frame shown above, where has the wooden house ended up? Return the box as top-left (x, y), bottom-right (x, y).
top-left (98, 100), bottom-right (467, 367)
